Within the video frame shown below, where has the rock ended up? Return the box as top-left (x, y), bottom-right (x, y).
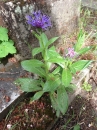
top-left (0, 0), bottom-right (81, 59)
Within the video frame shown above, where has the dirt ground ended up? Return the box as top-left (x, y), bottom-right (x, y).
top-left (51, 95), bottom-right (97, 130)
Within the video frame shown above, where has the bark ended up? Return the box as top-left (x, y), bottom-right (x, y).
top-left (0, 0), bottom-right (81, 59)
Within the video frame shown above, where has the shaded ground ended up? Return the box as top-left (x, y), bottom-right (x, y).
top-left (0, 90), bottom-right (97, 130)
top-left (0, 94), bottom-right (56, 130)
top-left (51, 95), bottom-right (97, 130)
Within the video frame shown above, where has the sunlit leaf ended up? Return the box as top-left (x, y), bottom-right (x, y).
top-left (32, 47), bottom-right (44, 57)
top-left (62, 68), bottom-right (72, 87)
top-left (0, 27), bottom-right (8, 41)
top-left (41, 33), bottom-right (48, 47)
top-left (21, 59), bottom-right (44, 67)
top-left (31, 91), bottom-right (44, 101)
top-left (70, 60), bottom-right (91, 73)
top-left (78, 46), bottom-right (92, 55)
top-left (46, 37), bottom-right (59, 48)
top-left (52, 66), bottom-right (61, 75)
top-left (0, 41), bottom-right (16, 58)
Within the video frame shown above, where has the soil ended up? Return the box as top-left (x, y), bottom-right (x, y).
top-left (0, 94), bottom-right (56, 130)
top-left (0, 91), bottom-right (97, 130)
top-left (51, 95), bottom-right (97, 130)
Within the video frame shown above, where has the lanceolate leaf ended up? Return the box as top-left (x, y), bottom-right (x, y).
top-left (57, 86), bottom-right (68, 115)
top-left (32, 30), bottom-right (40, 41)
top-left (21, 59), bottom-right (44, 68)
top-left (62, 68), bottom-right (72, 87)
top-left (78, 46), bottom-right (92, 55)
top-left (46, 37), bottom-right (59, 48)
top-left (48, 58), bottom-right (65, 64)
top-left (21, 60), bottom-right (46, 77)
top-left (50, 93), bottom-right (60, 117)
top-left (47, 46), bottom-right (62, 58)
top-left (43, 76), bottom-right (61, 92)
top-left (41, 33), bottom-right (48, 47)
top-left (52, 66), bottom-right (61, 75)
top-left (70, 60), bottom-right (91, 73)
top-left (75, 29), bottom-right (85, 52)
top-left (32, 47), bottom-right (44, 57)
top-left (15, 78), bottom-right (42, 92)
top-left (31, 91), bottom-right (44, 101)
top-left (47, 46), bottom-right (65, 67)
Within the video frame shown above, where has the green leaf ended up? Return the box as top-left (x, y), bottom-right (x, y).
top-left (43, 76), bottom-right (61, 92)
top-left (50, 93), bottom-right (60, 117)
top-left (21, 60), bottom-right (46, 77)
top-left (48, 58), bottom-right (65, 68)
top-left (73, 124), bottom-right (80, 130)
top-left (75, 29), bottom-right (85, 52)
top-left (0, 41), bottom-right (16, 58)
top-left (31, 91), bottom-right (44, 101)
top-left (47, 46), bottom-right (65, 68)
top-left (21, 59), bottom-right (44, 67)
top-left (47, 46), bottom-right (62, 58)
top-left (32, 30), bottom-right (40, 41)
top-left (15, 78), bottom-right (42, 92)
top-left (3, 41), bottom-right (16, 54)
top-left (32, 31), bottom-right (43, 48)
top-left (78, 46), bottom-right (92, 55)
top-left (52, 66), bottom-right (61, 75)
top-left (46, 37), bottom-right (59, 48)
top-left (41, 33), bottom-right (48, 47)
top-left (65, 83), bottom-right (77, 92)
top-left (57, 86), bottom-right (68, 115)
top-left (70, 60), bottom-right (91, 73)
top-left (8, 40), bottom-right (14, 45)
top-left (48, 57), bottom-right (65, 64)
top-left (32, 47), bottom-right (44, 57)
top-left (62, 68), bottom-right (72, 87)
top-left (23, 66), bottom-right (46, 77)
top-left (0, 27), bottom-right (8, 41)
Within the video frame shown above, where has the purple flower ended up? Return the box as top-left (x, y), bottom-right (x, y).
top-left (26, 10), bottom-right (52, 30)
top-left (66, 48), bottom-right (76, 58)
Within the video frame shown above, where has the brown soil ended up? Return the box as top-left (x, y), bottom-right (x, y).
top-left (0, 91), bottom-right (97, 130)
top-left (51, 95), bottom-right (97, 130)
top-left (0, 94), bottom-right (56, 130)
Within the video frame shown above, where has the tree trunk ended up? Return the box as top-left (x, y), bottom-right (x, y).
top-left (0, 0), bottom-right (81, 59)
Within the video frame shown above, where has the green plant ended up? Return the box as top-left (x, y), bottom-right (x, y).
top-left (80, 7), bottom-right (91, 28)
top-left (15, 11), bottom-right (93, 117)
top-left (61, 111), bottom-right (75, 129)
top-left (0, 27), bottom-right (16, 59)
top-left (60, 112), bottom-right (80, 130)
top-left (82, 82), bottom-right (92, 92)
top-left (73, 124), bottom-right (80, 130)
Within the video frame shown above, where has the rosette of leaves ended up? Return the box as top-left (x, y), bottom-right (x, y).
top-left (0, 27), bottom-right (16, 58)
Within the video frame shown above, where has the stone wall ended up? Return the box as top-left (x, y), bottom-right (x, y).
top-left (0, 0), bottom-right (81, 59)
top-left (82, 0), bottom-right (97, 10)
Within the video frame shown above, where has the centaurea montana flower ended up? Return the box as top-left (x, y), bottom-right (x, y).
top-left (26, 10), bottom-right (52, 30)
top-left (66, 48), bottom-right (76, 58)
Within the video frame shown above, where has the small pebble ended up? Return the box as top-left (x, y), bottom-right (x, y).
top-left (7, 124), bottom-right (12, 129)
